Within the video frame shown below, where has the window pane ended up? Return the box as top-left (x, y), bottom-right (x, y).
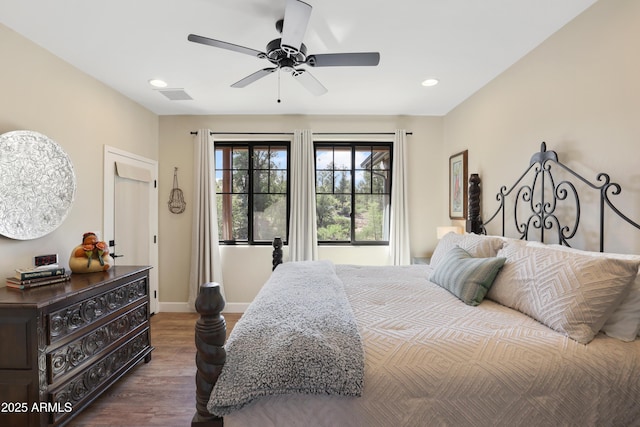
top-left (253, 170), bottom-right (269, 193)
top-left (216, 194), bottom-right (229, 240)
top-left (253, 194), bottom-right (287, 241)
top-left (252, 147), bottom-right (270, 169)
top-left (333, 148), bottom-right (351, 170)
top-left (232, 194), bottom-right (248, 240)
top-left (233, 147), bottom-right (249, 169)
top-left (216, 147), bottom-right (234, 170)
top-left (270, 147), bottom-right (288, 169)
top-left (316, 148), bottom-right (333, 170)
top-left (354, 147), bottom-right (372, 168)
top-left (215, 171), bottom-right (224, 193)
top-left (216, 194), bottom-right (248, 241)
top-left (316, 170), bottom-right (333, 193)
top-left (232, 170), bottom-right (249, 193)
top-left (372, 147), bottom-right (391, 170)
top-left (354, 171), bottom-right (370, 194)
top-left (372, 172), bottom-right (389, 194)
top-left (270, 170), bottom-right (287, 193)
top-left (355, 194), bottom-right (389, 241)
top-left (316, 194), bottom-right (351, 241)
top-left (334, 170), bottom-right (351, 194)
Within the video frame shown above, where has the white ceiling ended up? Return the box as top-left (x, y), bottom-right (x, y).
top-left (0, 0), bottom-right (597, 116)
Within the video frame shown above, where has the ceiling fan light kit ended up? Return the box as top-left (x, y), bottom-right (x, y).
top-left (188, 0), bottom-right (380, 99)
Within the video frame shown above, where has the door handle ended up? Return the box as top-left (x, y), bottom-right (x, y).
top-left (109, 240), bottom-right (123, 259)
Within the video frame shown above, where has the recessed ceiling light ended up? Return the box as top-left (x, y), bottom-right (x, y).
top-left (149, 79), bottom-right (168, 88)
top-left (421, 78), bottom-right (439, 87)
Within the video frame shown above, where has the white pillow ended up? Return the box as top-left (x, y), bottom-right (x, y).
top-left (489, 241), bottom-right (639, 344)
top-left (430, 232), bottom-right (505, 269)
top-left (527, 242), bottom-right (640, 341)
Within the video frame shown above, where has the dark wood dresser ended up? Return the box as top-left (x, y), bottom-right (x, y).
top-left (0, 266), bottom-right (153, 427)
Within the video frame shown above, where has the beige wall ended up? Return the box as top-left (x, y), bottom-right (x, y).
top-left (444, 0), bottom-right (640, 254)
top-left (0, 24), bottom-right (159, 280)
top-left (159, 115), bottom-right (444, 307)
top-left (3, 0), bottom-right (639, 309)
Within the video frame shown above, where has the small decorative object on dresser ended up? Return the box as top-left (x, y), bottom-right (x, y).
top-left (0, 266), bottom-right (153, 427)
top-left (7, 265), bottom-right (70, 289)
top-left (449, 150), bottom-right (468, 219)
top-left (69, 232), bottom-right (114, 273)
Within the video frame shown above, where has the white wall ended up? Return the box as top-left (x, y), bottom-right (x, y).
top-left (444, 0), bottom-right (640, 255)
top-left (158, 115), bottom-right (444, 306)
top-left (0, 24), bottom-right (159, 280)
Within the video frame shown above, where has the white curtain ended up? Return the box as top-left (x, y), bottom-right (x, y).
top-left (288, 129), bottom-right (318, 261)
top-left (188, 129), bottom-right (225, 309)
top-left (389, 129), bottom-right (411, 265)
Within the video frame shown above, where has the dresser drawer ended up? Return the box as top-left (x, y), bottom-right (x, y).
top-left (48, 327), bottom-right (152, 425)
top-left (47, 276), bottom-right (148, 345)
top-left (46, 302), bottom-right (148, 384)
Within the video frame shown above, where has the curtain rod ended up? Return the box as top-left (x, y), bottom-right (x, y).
top-left (190, 131), bottom-right (412, 136)
top-left (190, 131), bottom-right (293, 135)
top-left (316, 132), bottom-right (412, 136)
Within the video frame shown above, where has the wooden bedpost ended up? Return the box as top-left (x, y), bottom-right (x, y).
top-left (192, 282), bottom-right (226, 427)
top-left (272, 237), bottom-right (283, 270)
top-left (467, 173), bottom-right (483, 234)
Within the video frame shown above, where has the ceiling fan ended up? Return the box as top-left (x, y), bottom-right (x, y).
top-left (188, 0), bottom-right (380, 98)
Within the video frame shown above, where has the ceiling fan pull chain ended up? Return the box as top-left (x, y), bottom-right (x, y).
top-left (277, 69), bottom-right (282, 103)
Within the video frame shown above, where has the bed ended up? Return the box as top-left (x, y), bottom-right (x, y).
top-left (191, 143), bottom-right (640, 427)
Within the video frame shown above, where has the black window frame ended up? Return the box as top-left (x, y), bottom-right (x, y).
top-left (314, 141), bottom-right (393, 246)
top-left (215, 140), bottom-right (290, 245)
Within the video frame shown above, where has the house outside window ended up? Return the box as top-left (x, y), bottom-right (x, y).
top-left (315, 142), bottom-right (392, 244)
top-left (215, 141), bottom-right (289, 244)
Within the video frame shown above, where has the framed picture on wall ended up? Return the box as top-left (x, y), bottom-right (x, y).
top-left (449, 150), bottom-right (468, 219)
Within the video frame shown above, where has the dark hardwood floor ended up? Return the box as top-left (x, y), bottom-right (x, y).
top-left (68, 312), bottom-right (241, 427)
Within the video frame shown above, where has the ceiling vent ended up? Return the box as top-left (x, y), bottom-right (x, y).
top-left (157, 89), bottom-right (193, 101)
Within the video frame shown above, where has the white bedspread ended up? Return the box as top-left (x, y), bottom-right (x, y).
top-left (225, 264), bottom-right (640, 427)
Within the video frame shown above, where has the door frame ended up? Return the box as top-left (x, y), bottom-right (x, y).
top-left (103, 145), bottom-right (159, 314)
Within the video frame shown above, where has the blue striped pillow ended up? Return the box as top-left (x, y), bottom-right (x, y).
top-left (429, 246), bottom-right (506, 306)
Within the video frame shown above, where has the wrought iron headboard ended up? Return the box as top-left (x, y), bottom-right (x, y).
top-left (471, 142), bottom-right (640, 252)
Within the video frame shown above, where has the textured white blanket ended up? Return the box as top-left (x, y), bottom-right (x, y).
top-left (223, 264), bottom-right (640, 427)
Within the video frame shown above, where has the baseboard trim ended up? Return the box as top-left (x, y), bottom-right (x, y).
top-left (158, 301), bottom-right (248, 313)
top-left (225, 302), bottom-right (250, 313)
top-left (158, 302), bottom-right (192, 313)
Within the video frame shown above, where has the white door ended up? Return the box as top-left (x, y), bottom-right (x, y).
top-left (103, 146), bottom-right (159, 314)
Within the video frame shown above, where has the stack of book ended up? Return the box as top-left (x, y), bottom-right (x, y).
top-left (6, 265), bottom-right (70, 290)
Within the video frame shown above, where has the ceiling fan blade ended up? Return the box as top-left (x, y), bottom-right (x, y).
top-left (281, 0), bottom-right (312, 54)
top-left (291, 69), bottom-right (328, 96)
top-left (306, 52), bottom-right (380, 67)
top-left (188, 34), bottom-right (265, 58)
top-left (231, 68), bottom-right (277, 88)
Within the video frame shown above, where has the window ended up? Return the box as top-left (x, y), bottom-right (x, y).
top-left (315, 142), bottom-right (392, 244)
top-left (215, 142), bottom-right (289, 244)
